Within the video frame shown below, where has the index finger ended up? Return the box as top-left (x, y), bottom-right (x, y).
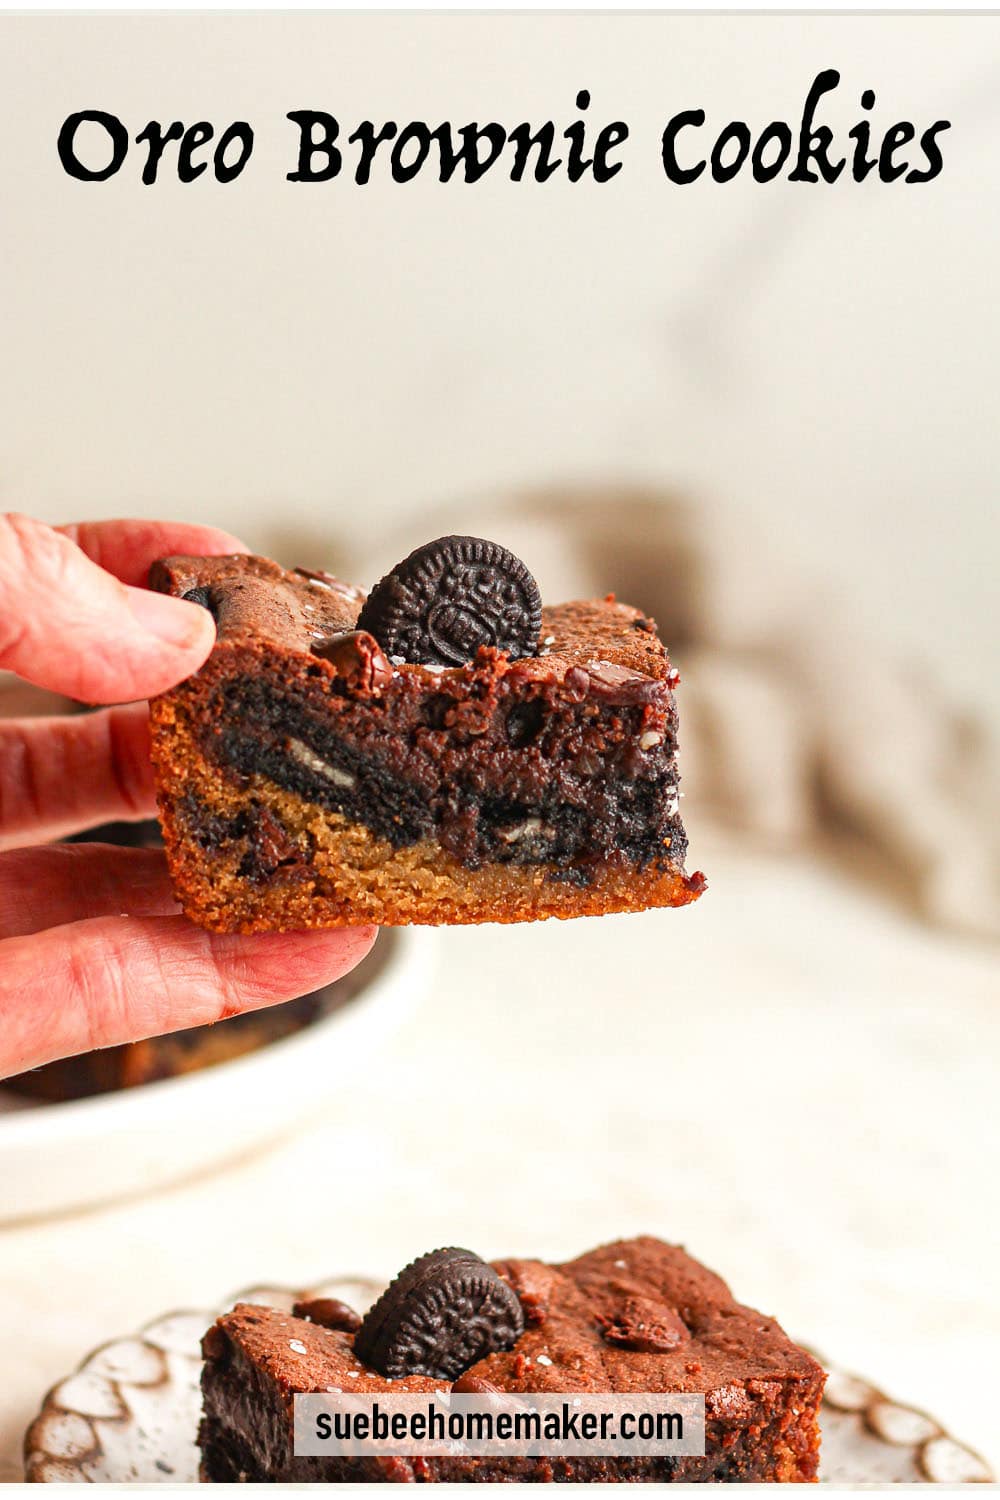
top-left (0, 514), bottom-right (233, 703)
top-left (59, 519), bottom-right (248, 586)
top-left (1, 916), bottom-right (378, 1077)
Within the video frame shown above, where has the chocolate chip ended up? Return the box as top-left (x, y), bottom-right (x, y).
top-left (451, 1372), bottom-right (502, 1395)
top-left (353, 1247), bottom-right (524, 1380)
top-left (313, 630), bottom-right (393, 693)
top-left (580, 661), bottom-right (663, 705)
top-left (356, 537), bottom-right (542, 667)
top-left (235, 805), bottom-right (302, 883)
top-left (291, 1297), bottom-right (362, 1333)
top-left (597, 1297), bottom-right (691, 1353)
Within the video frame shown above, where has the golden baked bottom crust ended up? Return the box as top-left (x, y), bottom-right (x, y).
top-left (154, 739), bottom-right (703, 932)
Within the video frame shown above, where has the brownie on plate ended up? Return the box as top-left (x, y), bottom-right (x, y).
top-left (148, 538), bottom-right (705, 930)
top-left (198, 1236), bottom-right (824, 1482)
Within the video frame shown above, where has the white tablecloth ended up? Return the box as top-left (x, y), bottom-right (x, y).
top-left (1, 833), bottom-right (997, 1481)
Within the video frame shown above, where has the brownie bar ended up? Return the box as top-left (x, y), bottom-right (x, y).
top-left (148, 553), bottom-right (704, 929)
top-left (198, 1236), bottom-right (824, 1482)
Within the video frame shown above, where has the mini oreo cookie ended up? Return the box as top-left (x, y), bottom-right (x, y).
top-left (352, 1247), bottom-right (524, 1380)
top-left (356, 537), bottom-right (542, 667)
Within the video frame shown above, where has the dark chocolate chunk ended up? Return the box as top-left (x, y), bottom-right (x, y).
top-left (235, 805), bottom-right (303, 883)
top-left (353, 1247), bottom-right (524, 1380)
top-left (291, 1297), bottom-right (362, 1333)
top-left (450, 1372), bottom-right (503, 1395)
top-left (312, 630), bottom-right (393, 694)
top-left (356, 537), bottom-right (542, 667)
top-left (597, 1296), bottom-right (691, 1353)
top-left (567, 661), bottom-right (663, 706)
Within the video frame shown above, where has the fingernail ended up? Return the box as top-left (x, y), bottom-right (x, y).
top-left (127, 587), bottom-right (213, 648)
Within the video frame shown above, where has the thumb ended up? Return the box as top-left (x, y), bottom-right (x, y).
top-left (0, 513), bottom-right (216, 703)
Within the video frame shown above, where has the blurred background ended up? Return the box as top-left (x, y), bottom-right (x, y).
top-left (0, 10), bottom-right (998, 1482)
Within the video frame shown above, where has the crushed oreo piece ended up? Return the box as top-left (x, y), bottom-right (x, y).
top-left (181, 585), bottom-right (217, 617)
top-left (356, 537), bottom-right (542, 667)
top-left (353, 1247), bottom-right (524, 1380)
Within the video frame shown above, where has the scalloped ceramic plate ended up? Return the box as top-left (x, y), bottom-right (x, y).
top-left (0, 929), bottom-right (432, 1223)
top-left (23, 1278), bottom-right (993, 1484)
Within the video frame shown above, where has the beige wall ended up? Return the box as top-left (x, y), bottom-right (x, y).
top-left (1, 13), bottom-right (997, 724)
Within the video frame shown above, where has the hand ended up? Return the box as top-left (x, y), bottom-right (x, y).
top-left (0, 515), bottom-right (376, 1081)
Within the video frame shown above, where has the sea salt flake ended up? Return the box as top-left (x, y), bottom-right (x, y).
top-left (289, 1340), bottom-right (307, 1354)
top-left (536, 1354), bottom-right (553, 1366)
